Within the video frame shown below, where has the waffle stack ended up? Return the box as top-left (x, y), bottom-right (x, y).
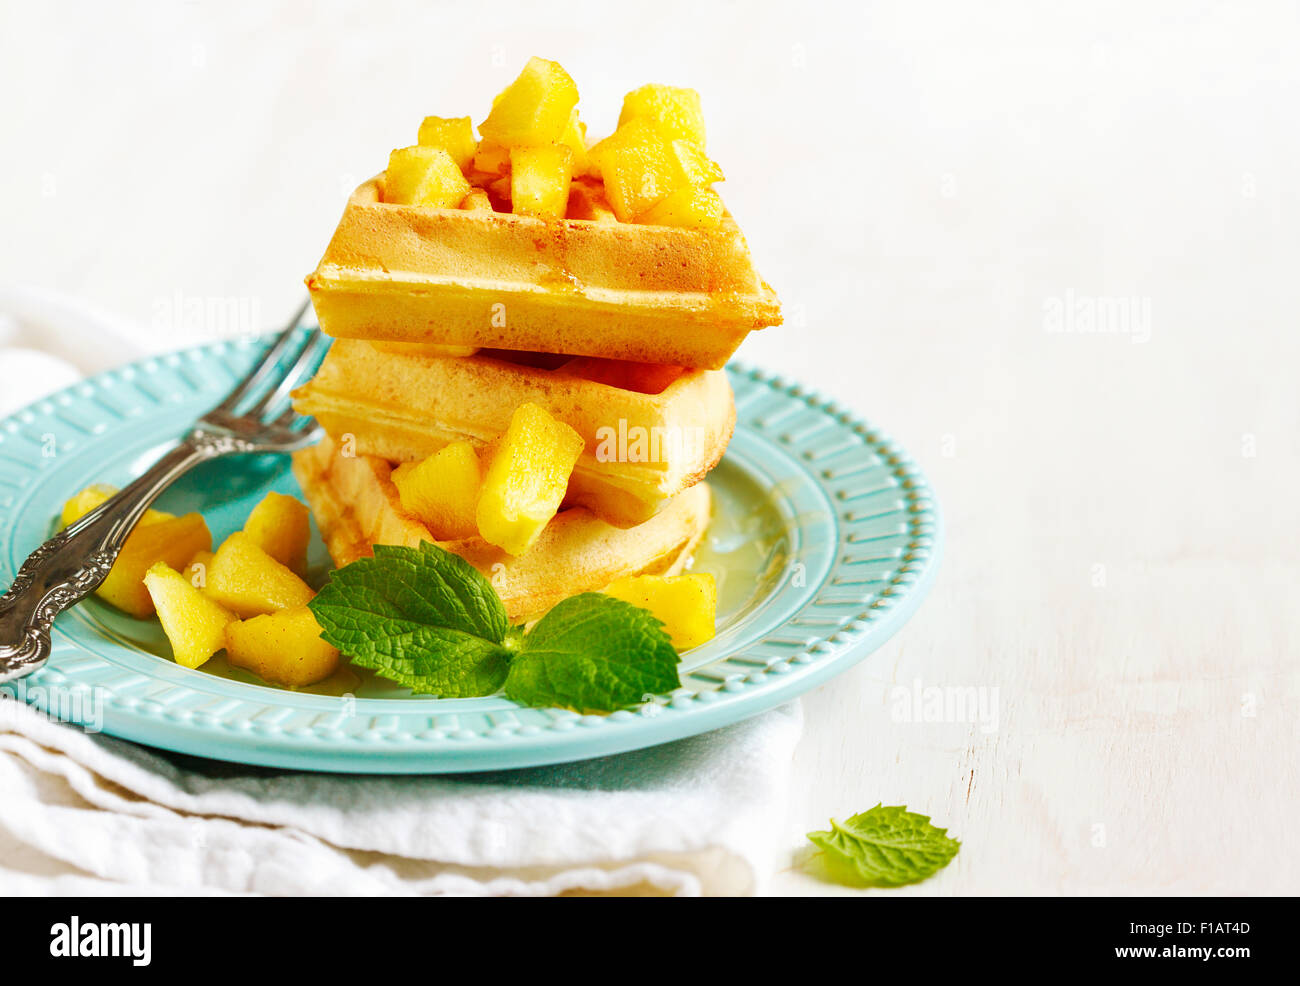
top-left (291, 59), bottom-right (781, 621)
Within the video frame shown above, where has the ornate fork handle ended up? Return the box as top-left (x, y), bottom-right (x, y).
top-left (0, 431), bottom-right (244, 684)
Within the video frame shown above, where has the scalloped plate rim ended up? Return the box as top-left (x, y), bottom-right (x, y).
top-left (0, 334), bottom-right (943, 773)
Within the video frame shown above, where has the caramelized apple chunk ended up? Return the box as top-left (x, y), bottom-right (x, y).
top-left (59, 486), bottom-right (211, 617)
top-left (384, 146), bottom-right (472, 207)
top-left (95, 514), bottom-right (213, 619)
top-left (225, 606), bottom-right (340, 687)
top-left (510, 143), bottom-right (574, 220)
top-left (461, 188), bottom-right (494, 212)
top-left (588, 117), bottom-right (690, 222)
top-left (560, 108), bottom-right (589, 175)
top-left (637, 186), bottom-right (724, 229)
top-left (602, 573), bottom-right (717, 650)
top-left (476, 402), bottom-right (584, 556)
top-left (487, 176), bottom-right (513, 210)
top-left (60, 484), bottom-right (173, 529)
top-left (565, 179), bottom-right (617, 222)
top-left (416, 115), bottom-right (477, 172)
top-left (473, 138), bottom-right (511, 177)
top-left (479, 56), bottom-right (579, 147)
top-left (242, 491), bottom-right (311, 577)
top-left (618, 83), bottom-right (708, 148)
top-left (204, 531), bottom-right (314, 618)
top-left (669, 139), bottom-right (724, 186)
top-left (143, 562), bottom-right (237, 669)
top-left (392, 441), bottom-right (483, 540)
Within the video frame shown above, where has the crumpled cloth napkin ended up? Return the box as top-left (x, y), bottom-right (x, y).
top-left (0, 700), bottom-right (802, 896)
top-left (0, 285), bottom-right (804, 896)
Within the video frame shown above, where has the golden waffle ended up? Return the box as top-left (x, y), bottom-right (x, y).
top-left (305, 177), bottom-right (782, 370)
top-left (292, 434), bottom-right (711, 623)
top-left (292, 339), bottom-right (735, 528)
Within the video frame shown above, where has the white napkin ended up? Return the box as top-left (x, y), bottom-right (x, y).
top-left (0, 286), bottom-right (805, 896)
top-left (0, 699), bottom-right (802, 896)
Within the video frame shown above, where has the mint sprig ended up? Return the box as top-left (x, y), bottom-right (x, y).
top-left (309, 543), bottom-right (680, 711)
top-left (504, 594), bottom-right (680, 711)
top-left (807, 804), bottom-right (960, 887)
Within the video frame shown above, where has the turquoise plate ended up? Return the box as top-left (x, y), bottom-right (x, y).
top-left (0, 335), bottom-right (941, 773)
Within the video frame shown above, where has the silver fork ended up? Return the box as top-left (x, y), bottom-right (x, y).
top-left (0, 300), bottom-right (328, 684)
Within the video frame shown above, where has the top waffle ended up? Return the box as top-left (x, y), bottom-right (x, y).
top-left (305, 57), bottom-right (781, 369)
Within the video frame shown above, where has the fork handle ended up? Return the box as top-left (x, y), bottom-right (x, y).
top-left (0, 436), bottom-right (222, 684)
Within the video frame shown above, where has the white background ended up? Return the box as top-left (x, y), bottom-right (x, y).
top-left (2, 0), bottom-right (1297, 894)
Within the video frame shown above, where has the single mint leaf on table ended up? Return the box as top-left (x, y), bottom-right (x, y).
top-left (505, 593), bottom-right (681, 713)
top-left (309, 543), bottom-right (514, 697)
top-left (807, 804), bottom-right (960, 887)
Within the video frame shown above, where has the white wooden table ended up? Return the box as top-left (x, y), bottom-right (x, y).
top-left (2, 0), bottom-right (1295, 895)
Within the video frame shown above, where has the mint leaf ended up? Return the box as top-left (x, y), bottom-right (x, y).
top-left (504, 593), bottom-right (680, 713)
top-left (309, 543), bottom-right (512, 697)
top-left (366, 543), bottom-right (509, 641)
top-left (308, 545), bottom-right (682, 711)
top-left (336, 621), bottom-right (511, 697)
top-left (807, 804), bottom-right (960, 887)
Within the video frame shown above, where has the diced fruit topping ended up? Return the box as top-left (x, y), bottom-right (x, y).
top-left (478, 56), bottom-right (579, 147)
top-left (204, 531), bottom-right (314, 618)
top-left (383, 146), bottom-right (472, 207)
top-left (637, 186), bottom-right (724, 229)
top-left (602, 573), bottom-right (717, 650)
top-left (416, 115), bottom-right (477, 172)
top-left (61, 484), bottom-right (173, 529)
top-left (618, 83), bottom-right (707, 148)
top-left (510, 143), bottom-right (575, 220)
top-left (59, 486), bottom-right (210, 617)
top-left (392, 441), bottom-right (483, 540)
top-left (565, 179), bottom-right (617, 222)
top-left (461, 188), bottom-right (494, 212)
top-left (669, 139), bottom-right (724, 186)
top-left (476, 402), bottom-right (584, 556)
top-left (486, 175), bottom-right (513, 207)
top-left (383, 60), bottom-right (724, 228)
top-left (588, 117), bottom-right (692, 222)
top-left (243, 491), bottom-right (311, 577)
top-left (472, 138), bottom-right (510, 177)
top-left (560, 108), bottom-right (589, 175)
top-left (143, 562), bottom-right (237, 669)
top-left (225, 606), bottom-right (340, 687)
top-left (94, 513), bottom-right (213, 619)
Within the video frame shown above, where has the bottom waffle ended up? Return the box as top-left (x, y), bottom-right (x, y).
top-left (292, 434), bottom-right (711, 622)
